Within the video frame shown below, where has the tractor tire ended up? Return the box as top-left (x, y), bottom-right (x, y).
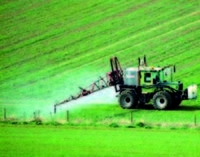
top-left (118, 90), bottom-right (137, 109)
top-left (153, 91), bottom-right (172, 110)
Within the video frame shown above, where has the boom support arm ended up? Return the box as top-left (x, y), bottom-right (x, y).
top-left (107, 57), bottom-right (124, 92)
top-left (53, 56), bottom-right (124, 114)
top-left (54, 76), bottom-right (110, 113)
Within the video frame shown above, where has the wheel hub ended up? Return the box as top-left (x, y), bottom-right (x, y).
top-left (156, 97), bottom-right (167, 108)
top-left (160, 98), bottom-right (165, 104)
top-left (125, 97), bottom-right (131, 103)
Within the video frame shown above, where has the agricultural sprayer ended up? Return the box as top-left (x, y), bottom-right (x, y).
top-left (54, 55), bottom-right (197, 113)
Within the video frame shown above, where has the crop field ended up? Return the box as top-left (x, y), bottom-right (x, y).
top-left (0, 0), bottom-right (199, 118)
top-left (1, 0), bottom-right (199, 109)
top-left (0, 0), bottom-right (200, 156)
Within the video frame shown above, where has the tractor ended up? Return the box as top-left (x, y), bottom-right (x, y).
top-left (54, 55), bottom-right (197, 113)
top-left (108, 55), bottom-right (197, 110)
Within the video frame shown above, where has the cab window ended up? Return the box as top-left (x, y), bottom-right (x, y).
top-left (144, 73), bottom-right (151, 82)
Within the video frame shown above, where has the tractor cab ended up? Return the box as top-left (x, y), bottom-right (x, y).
top-left (139, 66), bottom-right (175, 86)
top-left (124, 55), bottom-right (176, 87)
top-left (140, 67), bottom-right (162, 85)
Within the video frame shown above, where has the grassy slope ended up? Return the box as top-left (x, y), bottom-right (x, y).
top-left (0, 0), bottom-right (199, 118)
top-left (0, 126), bottom-right (200, 157)
top-left (53, 103), bottom-right (200, 125)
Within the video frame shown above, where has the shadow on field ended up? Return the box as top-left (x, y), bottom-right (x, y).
top-left (138, 104), bottom-right (154, 110)
top-left (139, 104), bottom-right (200, 111)
top-left (100, 104), bottom-right (200, 121)
top-left (176, 105), bottom-right (200, 111)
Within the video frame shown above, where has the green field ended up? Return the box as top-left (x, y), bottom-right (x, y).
top-left (0, 0), bottom-right (199, 110)
top-left (55, 103), bottom-right (200, 125)
top-left (0, 0), bottom-right (200, 156)
top-left (0, 126), bottom-right (200, 157)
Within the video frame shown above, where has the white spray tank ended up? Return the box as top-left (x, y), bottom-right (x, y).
top-left (124, 67), bottom-right (140, 86)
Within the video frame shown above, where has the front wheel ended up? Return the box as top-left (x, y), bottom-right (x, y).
top-left (118, 90), bottom-right (137, 109)
top-left (153, 91), bottom-right (172, 110)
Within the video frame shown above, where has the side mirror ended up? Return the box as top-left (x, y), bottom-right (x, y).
top-left (174, 65), bottom-right (176, 73)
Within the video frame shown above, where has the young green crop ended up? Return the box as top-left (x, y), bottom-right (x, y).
top-left (0, 126), bottom-right (199, 157)
top-left (0, 0), bottom-right (199, 118)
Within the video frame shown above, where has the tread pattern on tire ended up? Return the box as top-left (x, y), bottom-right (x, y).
top-left (119, 90), bottom-right (137, 109)
top-left (153, 91), bottom-right (172, 110)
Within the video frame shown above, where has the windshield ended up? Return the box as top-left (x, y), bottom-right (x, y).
top-left (162, 67), bottom-right (173, 82)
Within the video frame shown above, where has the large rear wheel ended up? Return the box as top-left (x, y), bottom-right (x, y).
top-left (153, 91), bottom-right (172, 110)
top-left (119, 90), bottom-right (137, 109)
